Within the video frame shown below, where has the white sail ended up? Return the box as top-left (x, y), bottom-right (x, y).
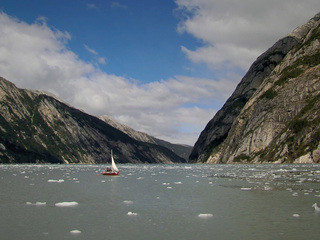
top-left (110, 150), bottom-right (119, 172)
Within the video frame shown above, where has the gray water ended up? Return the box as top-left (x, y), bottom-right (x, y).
top-left (1, 164), bottom-right (320, 240)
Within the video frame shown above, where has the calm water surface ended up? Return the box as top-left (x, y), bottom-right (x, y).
top-left (1, 164), bottom-right (320, 240)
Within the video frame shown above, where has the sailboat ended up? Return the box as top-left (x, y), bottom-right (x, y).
top-left (101, 150), bottom-right (119, 176)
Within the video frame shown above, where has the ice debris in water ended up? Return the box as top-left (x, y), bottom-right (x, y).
top-left (70, 230), bottom-right (81, 234)
top-left (26, 202), bottom-right (46, 206)
top-left (55, 201), bottom-right (79, 207)
top-left (123, 200), bottom-right (133, 204)
top-left (198, 213), bottom-right (213, 218)
top-left (312, 203), bottom-right (320, 212)
top-left (48, 179), bottom-right (64, 183)
top-left (127, 212), bottom-right (138, 216)
top-left (293, 214), bottom-right (300, 218)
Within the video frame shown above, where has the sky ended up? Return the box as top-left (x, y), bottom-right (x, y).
top-left (0, 0), bottom-right (319, 145)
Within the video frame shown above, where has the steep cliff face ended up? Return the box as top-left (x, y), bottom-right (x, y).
top-left (0, 77), bottom-right (186, 164)
top-left (190, 12), bottom-right (320, 164)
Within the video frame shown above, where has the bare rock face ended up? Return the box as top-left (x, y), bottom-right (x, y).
top-left (190, 12), bottom-right (320, 164)
top-left (0, 77), bottom-right (186, 164)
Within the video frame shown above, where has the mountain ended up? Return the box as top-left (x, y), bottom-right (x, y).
top-left (0, 77), bottom-right (187, 164)
top-left (190, 12), bottom-right (320, 164)
top-left (100, 115), bottom-right (192, 160)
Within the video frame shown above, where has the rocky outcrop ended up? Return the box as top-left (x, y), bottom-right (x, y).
top-left (0, 77), bottom-right (186, 164)
top-left (190, 12), bottom-right (320, 164)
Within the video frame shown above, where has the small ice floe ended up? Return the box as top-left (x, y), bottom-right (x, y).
top-left (55, 201), bottom-right (79, 207)
top-left (127, 211), bottom-right (138, 216)
top-left (264, 186), bottom-right (272, 191)
top-left (198, 213), bottom-right (213, 219)
top-left (167, 187), bottom-right (173, 189)
top-left (241, 187), bottom-right (252, 191)
top-left (123, 200), bottom-right (133, 205)
top-left (101, 180), bottom-right (106, 183)
top-left (312, 203), bottom-right (320, 212)
top-left (292, 192), bottom-right (298, 197)
top-left (174, 182), bottom-right (182, 185)
top-left (162, 183), bottom-right (170, 185)
top-left (26, 202), bottom-right (46, 206)
top-left (48, 179), bottom-right (64, 183)
top-left (293, 214), bottom-right (300, 218)
top-left (70, 230), bottom-right (81, 234)
top-left (137, 177), bottom-right (144, 180)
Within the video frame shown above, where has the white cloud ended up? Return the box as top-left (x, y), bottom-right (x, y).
top-left (84, 44), bottom-right (98, 55)
top-left (175, 0), bottom-right (320, 71)
top-left (98, 57), bottom-right (106, 65)
top-left (0, 12), bottom-right (225, 145)
top-left (87, 4), bottom-right (98, 10)
top-left (111, 2), bottom-right (128, 9)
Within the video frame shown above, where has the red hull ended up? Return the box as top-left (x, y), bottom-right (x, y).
top-left (101, 171), bottom-right (119, 176)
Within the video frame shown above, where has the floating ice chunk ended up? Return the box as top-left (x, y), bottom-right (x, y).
top-left (174, 182), bottom-right (182, 184)
top-left (48, 179), bottom-right (64, 183)
top-left (70, 230), bottom-right (81, 234)
top-left (127, 212), bottom-right (138, 216)
top-left (167, 187), bottom-right (173, 189)
top-left (264, 186), bottom-right (272, 191)
top-left (26, 202), bottom-right (46, 206)
top-left (55, 201), bottom-right (79, 207)
top-left (312, 203), bottom-right (320, 212)
top-left (292, 192), bottom-right (298, 197)
top-left (162, 183), bottom-right (170, 185)
top-left (123, 200), bottom-right (133, 204)
top-left (198, 213), bottom-right (213, 218)
top-left (293, 214), bottom-right (300, 218)
top-left (241, 187), bottom-right (252, 191)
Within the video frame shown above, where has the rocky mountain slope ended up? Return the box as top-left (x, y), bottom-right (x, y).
top-left (190, 12), bottom-right (320, 164)
top-left (100, 115), bottom-right (192, 160)
top-left (0, 77), bottom-right (186, 164)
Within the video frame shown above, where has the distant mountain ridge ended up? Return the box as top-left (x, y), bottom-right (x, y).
top-left (100, 115), bottom-right (192, 160)
top-left (0, 77), bottom-right (188, 164)
top-left (190, 11), bottom-right (320, 164)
